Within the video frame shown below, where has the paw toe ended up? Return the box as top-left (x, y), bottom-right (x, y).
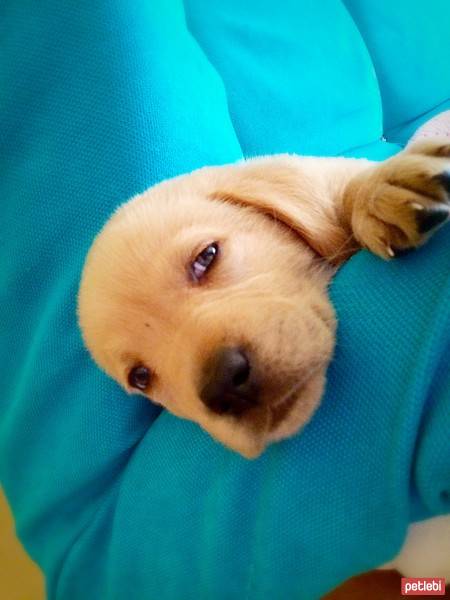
top-left (435, 144), bottom-right (450, 157)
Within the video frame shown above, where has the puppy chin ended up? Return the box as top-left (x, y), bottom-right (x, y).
top-left (267, 371), bottom-right (326, 443)
top-left (209, 429), bottom-right (267, 460)
top-left (196, 409), bottom-right (269, 459)
top-left (230, 440), bottom-right (267, 460)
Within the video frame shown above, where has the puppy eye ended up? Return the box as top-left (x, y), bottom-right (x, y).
top-left (128, 365), bottom-right (151, 391)
top-left (190, 242), bottom-right (219, 282)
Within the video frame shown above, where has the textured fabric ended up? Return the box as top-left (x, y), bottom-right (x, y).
top-left (343, 0), bottom-right (450, 132)
top-left (1, 2), bottom-right (449, 599)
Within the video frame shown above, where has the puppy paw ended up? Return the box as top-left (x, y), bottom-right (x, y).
top-left (348, 141), bottom-right (450, 259)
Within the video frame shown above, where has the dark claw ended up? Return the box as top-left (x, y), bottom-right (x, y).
top-left (433, 171), bottom-right (450, 196)
top-left (416, 206), bottom-right (450, 233)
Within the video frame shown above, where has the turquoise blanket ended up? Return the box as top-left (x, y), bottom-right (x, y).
top-left (1, 2), bottom-right (449, 598)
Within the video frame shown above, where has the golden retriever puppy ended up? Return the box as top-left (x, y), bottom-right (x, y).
top-left (78, 140), bottom-right (450, 459)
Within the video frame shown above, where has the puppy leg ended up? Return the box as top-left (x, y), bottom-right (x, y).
top-left (209, 144), bottom-right (448, 264)
top-left (343, 141), bottom-right (450, 258)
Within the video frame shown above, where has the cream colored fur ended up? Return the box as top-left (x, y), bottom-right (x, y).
top-left (78, 140), bottom-right (450, 578)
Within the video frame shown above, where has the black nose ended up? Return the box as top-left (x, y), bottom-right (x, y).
top-left (200, 348), bottom-right (259, 416)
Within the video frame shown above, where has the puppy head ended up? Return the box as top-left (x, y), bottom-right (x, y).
top-left (78, 158), bottom-right (338, 458)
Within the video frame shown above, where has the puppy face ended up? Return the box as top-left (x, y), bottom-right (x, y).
top-left (78, 162), bottom-right (337, 458)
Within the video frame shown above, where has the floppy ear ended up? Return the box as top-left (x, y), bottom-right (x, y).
top-left (210, 156), bottom-right (358, 264)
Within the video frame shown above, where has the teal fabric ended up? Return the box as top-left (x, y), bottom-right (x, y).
top-left (1, 2), bottom-right (449, 599)
top-left (343, 0), bottom-right (450, 133)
